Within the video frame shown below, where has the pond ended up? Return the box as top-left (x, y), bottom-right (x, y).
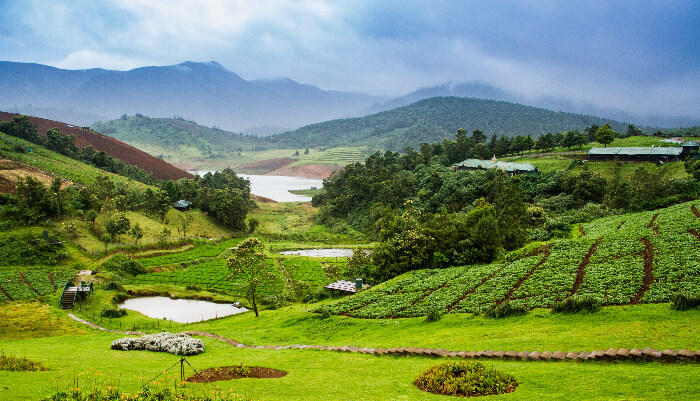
top-left (279, 248), bottom-right (355, 257)
top-left (193, 171), bottom-right (322, 202)
top-left (118, 296), bottom-right (248, 323)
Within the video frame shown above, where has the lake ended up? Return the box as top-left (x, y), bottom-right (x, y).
top-left (193, 171), bottom-right (322, 202)
top-left (279, 248), bottom-right (355, 257)
top-left (118, 296), bottom-right (248, 323)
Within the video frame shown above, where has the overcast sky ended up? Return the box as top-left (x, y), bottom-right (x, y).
top-left (1, 0), bottom-right (699, 121)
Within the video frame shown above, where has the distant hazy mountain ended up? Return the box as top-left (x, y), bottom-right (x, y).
top-left (367, 81), bottom-right (699, 128)
top-left (267, 96), bottom-right (628, 151)
top-left (0, 61), bottom-right (381, 132)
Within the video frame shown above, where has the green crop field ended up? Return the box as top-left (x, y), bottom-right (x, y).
top-left (0, 268), bottom-right (74, 302)
top-left (323, 201), bottom-right (700, 318)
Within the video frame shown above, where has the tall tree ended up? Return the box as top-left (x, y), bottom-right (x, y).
top-left (595, 124), bottom-right (616, 147)
top-left (226, 237), bottom-right (276, 317)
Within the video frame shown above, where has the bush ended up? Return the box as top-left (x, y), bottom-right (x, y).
top-left (111, 332), bottom-right (204, 355)
top-left (103, 281), bottom-right (124, 291)
top-left (111, 292), bottom-right (128, 304)
top-left (185, 285), bottom-right (202, 291)
top-left (485, 301), bottom-right (528, 318)
top-left (101, 255), bottom-right (146, 276)
top-left (0, 352), bottom-right (48, 372)
top-left (552, 295), bottom-right (601, 314)
top-left (101, 307), bottom-right (127, 318)
top-left (671, 293), bottom-right (700, 311)
top-left (316, 307), bottom-right (332, 319)
top-left (424, 306), bottom-right (443, 322)
top-left (414, 361), bottom-right (517, 397)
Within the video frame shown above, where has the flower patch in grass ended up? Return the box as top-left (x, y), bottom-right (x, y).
top-left (415, 361), bottom-right (517, 397)
top-left (111, 333), bottom-right (204, 355)
top-left (186, 365), bottom-right (287, 383)
top-left (0, 352), bottom-right (47, 371)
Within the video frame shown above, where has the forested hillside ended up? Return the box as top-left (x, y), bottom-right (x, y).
top-left (267, 97), bottom-right (628, 150)
top-left (93, 114), bottom-right (268, 160)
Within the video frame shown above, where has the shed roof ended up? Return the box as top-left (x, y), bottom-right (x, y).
top-left (588, 147), bottom-right (683, 156)
top-left (453, 159), bottom-right (537, 172)
top-left (173, 200), bottom-right (192, 208)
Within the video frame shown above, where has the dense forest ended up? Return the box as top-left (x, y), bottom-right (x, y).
top-left (266, 97), bottom-right (629, 150)
top-left (93, 114), bottom-right (269, 158)
top-left (314, 129), bottom-right (700, 283)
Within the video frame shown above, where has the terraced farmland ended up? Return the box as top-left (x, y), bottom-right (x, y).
top-left (0, 268), bottom-right (75, 301)
top-left (294, 147), bottom-right (375, 166)
top-left (323, 201), bottom-right (700, 318)
top-left (136, 238), bottom-right (241, 268)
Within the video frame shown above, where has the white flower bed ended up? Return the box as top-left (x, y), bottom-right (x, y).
top-left (111, 332), bottom-right (205, 355)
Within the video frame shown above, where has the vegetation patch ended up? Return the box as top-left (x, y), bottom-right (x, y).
top-left (186, 365), bottom-right (287, 383)
top-left (414, 361), bottom-right (517, 397)
top-left (485, 301), bottom-right (529, 318)
top-left (671, 293), bottom-right (700, 311)
top-left (552, 295), bottom-right (601, 314)
top-left (41, 388), bottom-right (251, 401)
top-left (111, 333), bottom-right (204, 355)
top-left (0, 352), bottom-right (48, 371)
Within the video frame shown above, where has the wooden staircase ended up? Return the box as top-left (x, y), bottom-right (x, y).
top-left (59, 283), bottom-right (78, 309)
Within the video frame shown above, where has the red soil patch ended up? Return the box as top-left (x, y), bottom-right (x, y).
top-left (647, 214), bottom-right (659, 235)
top-left (0, 112), bottom-right (192, 180)
top-left (631, 238), bottom-right (654, 304)
top-left (498, 248), bottom-right (551, 305)
top-left (266, 164), bottom-right (343, 179)
top-left (19, 272), bottom-right (40, 296)
top-left (186, 366), bottom-right (286, 383)
top-left (239, 158), bottom-right (295, 172)
top-left (0, 158), bottom-right (72, 194)
top-left (48, 272), bottom-right (56, 291)
top-left (251, 194), bottom-right (277, 203)
top-left (570, 239), bottom-right (601, 296)
top-left (0, 283), bottom-right (13, 301)
top-left (692, 205), bottom-right (700, 219)
top-left (687, 229), bottom-right (700, 242)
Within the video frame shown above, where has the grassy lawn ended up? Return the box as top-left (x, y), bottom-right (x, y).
top-left (0, 329), bottom-right (698, 400)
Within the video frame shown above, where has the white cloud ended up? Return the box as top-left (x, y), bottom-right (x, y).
top-left (52, 50), bottom-right (146, 71)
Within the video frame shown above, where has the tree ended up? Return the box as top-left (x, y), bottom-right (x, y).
top-left (177, 213), bottom-right (194, 238)
top-left (86, 209), bottom-right (98, 228)
top-left (226, 237), bottom-right (276, 317)
top-left (595, 124), bottom-right (616, 147)
top-left (105, 213), bottom-right (130, 242)
top-left (129, 223), bottom-right (144, 246)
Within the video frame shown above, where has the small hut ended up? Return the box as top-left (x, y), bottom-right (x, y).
top-left (173, 200), bottom-right (192, 212)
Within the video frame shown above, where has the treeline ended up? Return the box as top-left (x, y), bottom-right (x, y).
top-left (267, 97), bottom-right (628, 150)
top-left (0, 115), bottom-right (159, 185)
top-left (315, 130), bottom-right (700, 283)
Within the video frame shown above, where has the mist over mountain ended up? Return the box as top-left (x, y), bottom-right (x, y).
top-left (0, 61), bottom-right (381, 132)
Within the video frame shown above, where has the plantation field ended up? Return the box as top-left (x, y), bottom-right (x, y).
top-left (290, 146), bottom-right (375, 166)
top-left (136, 238), bottom-right (241, 267)
top-left (0, 268), bottom-right (75, 302)
top-left (323, 201), bottom-right (700, 318)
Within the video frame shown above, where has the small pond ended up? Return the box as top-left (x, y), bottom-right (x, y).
top-left (118, 296), bottom-right (248, 323)
top-left (193, 171), bottom-right (322, 202)
top-left (279, 248), bottom-right (355, 257)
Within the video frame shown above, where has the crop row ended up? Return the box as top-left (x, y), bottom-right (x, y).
top-left (282, 258), bottom-right (328, 286)
top-left (137, 238), bottom-right (241, 267)
top-left (0, 269), bottom-right (74, 301)
top-left (128, 258), bottom-right (284, 297)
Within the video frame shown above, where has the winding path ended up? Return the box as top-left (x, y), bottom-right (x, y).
top-left (66, 314), bottom-right (700, 363)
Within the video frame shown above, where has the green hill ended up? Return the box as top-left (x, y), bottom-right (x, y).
top-left (323, 201), bottom-right (700, 318)
top-left (266, 97), bottom-right (628, 151)
top-left (93, 114), bottom-right (268, 164)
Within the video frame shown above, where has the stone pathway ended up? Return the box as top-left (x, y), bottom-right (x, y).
top-left (67, 313), bottom-right (145, 335)
top-left (185, 331), bottom-right (700, 363)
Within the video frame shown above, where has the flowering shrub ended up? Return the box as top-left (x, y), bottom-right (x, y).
top-left (0, 352), bottom-right (47, 371)
top-left (415, 361), bottom-right (517, 397)
top-left (41, 387), bottom-right (251, 400)
top-left (111, 333), bottom-right (204, 355)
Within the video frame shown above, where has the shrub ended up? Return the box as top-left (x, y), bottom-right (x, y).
top-left (185, 285), bottom-right (202, 291)
top-left (424, 306), bottom-right (443, 322)
top-left (231, 364), bottom-right (250, 376)
top-left (261, 293), bottom-right (292, 309)
top-left (111, 292), bottom-right (128, 304)
top-left (111, 332), bottom-right (204, 355)
top-left (316, 307), bottom-right (332, 319)
top-left (552, 295), bottom-right (601, 314)
top-left (101, 255), bottom-right (146, 276)
top-left (101, 307), bottom-right (127, 318)
top-left (414, 361), bottom-right (517, 397)
top-left (103, 281), bottom-right (124, 291)
top-left (485, 301), bottom-right (528, 318)
top-left (671, 293), bottom-right (700, 311)
top-left (0, 352), bottom-right (48, 372)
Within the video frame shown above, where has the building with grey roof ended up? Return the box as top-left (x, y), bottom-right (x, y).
top-left (587, 142), bottom-right (698, 162)
top-left (451, 159), bottom-right (538, 175)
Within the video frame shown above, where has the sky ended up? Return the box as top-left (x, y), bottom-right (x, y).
top-left (1, 0), bottom-right (700, 122)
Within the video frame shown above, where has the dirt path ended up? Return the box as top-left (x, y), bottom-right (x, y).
top-left (19, 272), bottom-right (40, 296)
top-left (67, 313), bottom-right (144, 335)
top-left (631, 238), bottom-right (654, 304)
top-left (571, 239), bottom-right (601, 296)
top-left (499, 250), bottom-right (550, 305)
top-left (692, 205), bottom-right (700, 219)
top-left (688, 229), bottom-right (700, 242)
top-left (0, 283), bottom-right (13, 300)
top-left (48, 272), bottom-right (56, 291)
top-left (446, 266), bottom-right (506, 312)
top-left (648, 214), bottom-right (659, 235)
